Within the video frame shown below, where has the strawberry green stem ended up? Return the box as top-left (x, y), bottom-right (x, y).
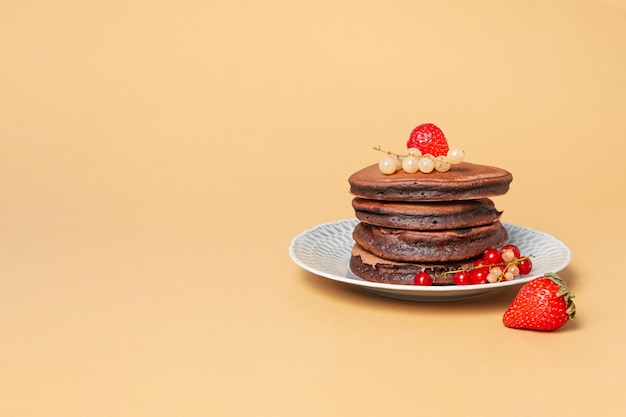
top-left (546, 272), bottom-right (576, 320)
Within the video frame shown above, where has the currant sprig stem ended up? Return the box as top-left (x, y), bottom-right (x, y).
top-left (373, 146), bottom-right (410, 158)
top-left (439, 255), bottom-right (533, 276)
top-left (438, 255), bottom-right (532, 282)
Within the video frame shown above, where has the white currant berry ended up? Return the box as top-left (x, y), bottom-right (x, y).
top-left (506, 265), bottom-right (520, 276)
top-left (501, 248), bottom-right (515, 262)
top-left (379, 155), bottom-right (397, 174)
top-left (417, 156), bottom-right (435, 173)
top-left (487, 267), bottom-right (503, 283)
top-left (402, 155), bottom-right (419, 173)
top-left (447, 146), bottom-right (465, 164)
top-left (434, 157), bottom-right (451, 172)
top-left (407, 147), bottom-right (422, 156)
top-left (503, 272), bottom-right (515, 281)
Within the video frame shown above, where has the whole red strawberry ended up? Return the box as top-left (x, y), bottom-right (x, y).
top-left (406, 123), bottom-right (449, 157)
top-left (503, 273), bottom-right (576, 331)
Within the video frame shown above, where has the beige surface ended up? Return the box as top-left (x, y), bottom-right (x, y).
top-left (1, 1), bottom-right (625, 416)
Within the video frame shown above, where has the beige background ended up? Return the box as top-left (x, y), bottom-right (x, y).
top-left (1, 0), bottom-right (625, 416)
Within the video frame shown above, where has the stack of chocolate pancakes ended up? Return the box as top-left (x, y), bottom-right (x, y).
top-left (348, 162), bottom-right (513, 285)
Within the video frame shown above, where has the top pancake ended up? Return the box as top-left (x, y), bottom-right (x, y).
top-left (348, 161), bottom-right (513, 202)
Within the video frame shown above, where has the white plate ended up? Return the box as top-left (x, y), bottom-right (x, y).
top-left (289, 219), bottom-right (571, 302)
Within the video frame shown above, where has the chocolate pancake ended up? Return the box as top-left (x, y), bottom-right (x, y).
top-left (352, 221), bottom-right (508, 263)
top-left (348, 162), bottom-right (513, 202)
top-left (352, 197), bottom-right (502, 230)
top-left (350, 244), bottom-right (476, 285)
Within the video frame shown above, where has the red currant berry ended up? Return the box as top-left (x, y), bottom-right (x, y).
top-left (473, 258), bottom-right (486, 268)
top-left (501, 244), bottom-right (521, 259)
top-left (414, 272), bottom-right (433, 286)
top-left (483, 248), bottom-right (503, 264)
top-left (517, 258), bottom-right (533, 275)
top-left (454, 271), bottom-right (471, 285)
top-left (470, 267), bottom-right (490, 284)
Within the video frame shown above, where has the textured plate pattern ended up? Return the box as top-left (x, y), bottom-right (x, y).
top-left (289, 219), bottom-right (571, 302)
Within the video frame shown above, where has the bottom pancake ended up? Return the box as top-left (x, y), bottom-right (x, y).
top-left (350, 244), bottom-right (477, 285)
